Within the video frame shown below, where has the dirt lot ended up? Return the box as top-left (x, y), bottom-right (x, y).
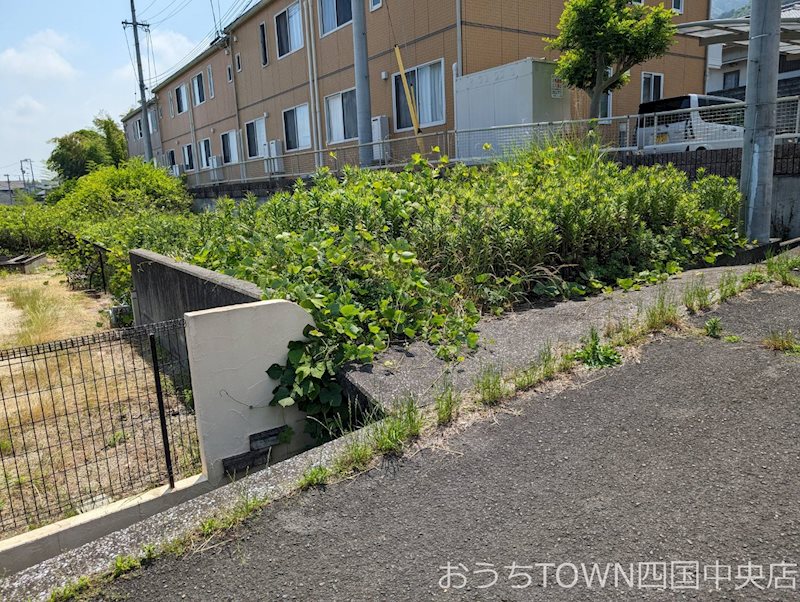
top-left (0, 264), bottom-right (112, 348)
top-left (97, 286), bottom-right (800, 601)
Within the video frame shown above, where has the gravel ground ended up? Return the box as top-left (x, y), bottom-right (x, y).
top-left (95, 287), bottom-right (800, 601)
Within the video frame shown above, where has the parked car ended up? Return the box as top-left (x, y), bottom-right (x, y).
top-left (637, 94), bottom-right (744, 153)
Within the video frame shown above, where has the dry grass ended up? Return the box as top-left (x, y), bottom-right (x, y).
top-left (0, 331), bottom-right (200, 537)
top-left (0, 265), bottom-right (112, 349)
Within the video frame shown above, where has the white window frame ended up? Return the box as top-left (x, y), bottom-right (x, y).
top-left (235, 53), bottom-right (242, 72)
top-left (182, 143), bottom-right (195, 171)
top-left (283, 103), bottom-right (312, 151)
top-left (135, 118), bottom-right (143, 140)
top-left (319, 0), bottom-right (352, 37)
top-left (192, 72), bottom-right (206, 106)
top-left (641, 71), bottom-right (664, 103)
top-left (275, 2), bottom-right (304, 59)
top-left (175, 84), bottom-right (188, 115)
top-left (148, 108), bottom-right (157, 133)
top-left (391, 58), bottom-right (447, 133)
top-left (672, 0), bottom-right (684, 14)
top-left (227, 64), bottom-right (233, 82)
top-left (370, 0), bottom-right (382, 10)
top-left (168, 92), bottom-right (175, 118)
top-left (220, 130), bottom-right (240, 164)
top-left (198, 138), bottom-right (212, 169)
top-left (259, 21), bottom-right (269, 66)
top-left (244, 117), bottom-right (267, 158)
top-left (167, 149), bottom-right (176, 167)
top-left (324, 87), bottom-right (358, 143)
top-left (207, 66), bottom-right (215, 99)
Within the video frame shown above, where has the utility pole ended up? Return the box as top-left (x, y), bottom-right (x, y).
top-left (740, 0), bottom-right (781, 243)
top-left (123, 0), bottom-right (153, 162)
top-left (351, 0), bottom-right (373, 167)
top-left (25, 159), bottom-right (35, 192)
top-left (3, 174), bottom-right (11, 204)
top-left (19, 161), bottom-right (27, 194)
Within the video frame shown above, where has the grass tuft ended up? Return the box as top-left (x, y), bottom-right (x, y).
top-left (333, 438), bottom-right (374, 474)
top-left (763, 330), bottom-right (800, 353)
top-left (644, 287), bottom-right (681, 332)
top-left (297, 465), bottom-right (331, 490)
top-left (48, 576), bottom-right (92, 602)
top-left (434, 381), bottom-right (460, 426)
top-left (370, 397), bottom-right (423, 456)
top-left (474, 365), bottom-right (506, 406)
top-left (683, 276), bottom-right (712, 314)
top-left (718, 271), bottom-right (739, 302)
top-left (572, 327), bottom-right (621, 368)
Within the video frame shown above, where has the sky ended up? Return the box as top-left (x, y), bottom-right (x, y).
top-left (0, 0), bottom-right (250, 181)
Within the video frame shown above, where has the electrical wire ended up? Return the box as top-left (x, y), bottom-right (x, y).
top-left (142, 0), bottom-right (252, 85)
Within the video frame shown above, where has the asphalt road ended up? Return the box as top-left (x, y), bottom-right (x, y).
top-left (98, 287), bottom-right (800, 601)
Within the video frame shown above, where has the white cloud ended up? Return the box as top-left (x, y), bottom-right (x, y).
top-left (0, 29), bottom-right (76, 80)
top-left (112, 30), bottom-right (197, 88)
top-left (11, 95), bottom-right (45, 121)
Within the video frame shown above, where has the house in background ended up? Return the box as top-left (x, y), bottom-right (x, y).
top-left (130, 0), bottom-right (710, 187)
top-left (121, 100), bottom-right (163, 163)
top-left (706, 1), bottom-right (800, 99)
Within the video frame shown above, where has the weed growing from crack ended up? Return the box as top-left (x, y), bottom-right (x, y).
top-left (763, 330), bottom-right (800, 354)
top-left (718, 271), bottom-right (739, 302)
top-left (474, 365), bottom-right (506, 406)
top-left (572, 327), bottom-right (621, 368)
top-left (683, 276), bottom-right (712, 314)
top-left (434, 381), bottom-right (460, 426)
top-left (644, 288), bottom-right (681, 332)
top-left (704, 317), bottom-right (722, 339)
top-left (297, 465), bottom-right (331, 490)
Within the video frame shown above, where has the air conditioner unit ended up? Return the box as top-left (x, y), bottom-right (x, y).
top-left (371, 115), bottom-right (390, 163)
top-left (210, 155), bottom-right (224, 181)
top-left (266, 139), bottom-right (285, 174)
top-left (210, 155), bottom-right (222, 169)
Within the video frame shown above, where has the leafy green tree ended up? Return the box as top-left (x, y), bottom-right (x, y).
top-left (46, 113), bottom-right (128, 181)
top-left (94, 113), bottom-right (128, 166)
top-left (548, 0), bottom-right (676, 119)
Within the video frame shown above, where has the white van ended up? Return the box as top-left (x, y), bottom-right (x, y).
top-left (637, 94), bottom-right (744, 153)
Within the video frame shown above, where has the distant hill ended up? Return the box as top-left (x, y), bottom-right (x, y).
top-left (713, 0), bottom-right (796, 19)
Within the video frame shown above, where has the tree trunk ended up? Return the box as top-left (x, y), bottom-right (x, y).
top-left (589, 88), bottom-right (604, 120)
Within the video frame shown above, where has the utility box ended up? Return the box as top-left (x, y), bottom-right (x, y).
top-left (455, 58), bottom-right (572, 160)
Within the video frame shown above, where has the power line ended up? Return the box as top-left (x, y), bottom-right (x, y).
top-left (142, 0), bottom-right (252, 85)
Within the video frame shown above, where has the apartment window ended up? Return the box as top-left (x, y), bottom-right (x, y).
top-left (182, 144), bottom-right (195, 170)
top-left (259, 22), bottom-right (269, 66)
top-left (672, 0), bottom-right (684, 13)
top-left (168, 92), bottom-right (175, 118)
top-left (198, 138), bottom-right (212, 169)
top-left (227, 64), bottom-right (233, 82)
top-left (235, 53), bottom-right (242, 72)
top-left (221, 130), bottom-right (239, 164)
top-left (370, 0), bottom-right (382, 10)
top-left (192, 72), bottom-right (206, 106)
top-left (276, 2), bottom-right (303, 57)
top-left (600, 68), bottom-right (613, 122)
top-left (135, 118), bottom-right (143, 140)
top-left (723, 70), bottom-right (740, 90)
top-left (148, 109), bottom-right (158, 133)
top-left (167, 149), bottom-right (176, 167)
top-left (393, 59), bottom-right (445, 131)
top-left (207, 66), bottom-right (215, 99)
top-left (175, 84), bottom-right (188, 114)
top-left (320, 0), bottom-right (352, 35)
top-left (245, 117), bottom-right (267, 158)
top-left (325, 89), bottom-right (358, 143)
top-left (641, 72), bottom-right (664, 103)
top-left (283, 104), bottom-right (311, 151)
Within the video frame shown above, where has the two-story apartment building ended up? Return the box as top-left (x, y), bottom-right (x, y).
top-left (141, 0), bottom-right (710, 185)
top-left (121, 100), bottom-right (163, 163)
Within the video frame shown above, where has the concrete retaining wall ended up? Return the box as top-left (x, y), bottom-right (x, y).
top-left (185, 300), bottom-right (314, 484)
top-left (130, 249), bottom-right (262, 325)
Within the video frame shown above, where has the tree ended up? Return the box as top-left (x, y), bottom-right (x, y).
top-left (547, 0), bottom-right (676, 119)
top-left (46, 113), bottom-right (128, 181)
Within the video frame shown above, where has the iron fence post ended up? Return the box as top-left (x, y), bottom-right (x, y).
top-left (149, 333), bottom-right (175, 489)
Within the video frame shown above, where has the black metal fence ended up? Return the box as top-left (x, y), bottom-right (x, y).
top-left (0, 319), bottom-right (200, 536)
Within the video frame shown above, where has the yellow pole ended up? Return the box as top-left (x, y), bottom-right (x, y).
top-left (394, 45), bottom-right (427, 155)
